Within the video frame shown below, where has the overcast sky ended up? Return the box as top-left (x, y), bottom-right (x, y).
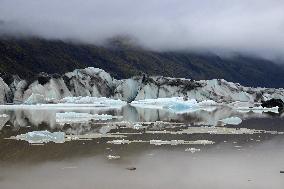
top-left (1, 0), bottom-right (284, 59)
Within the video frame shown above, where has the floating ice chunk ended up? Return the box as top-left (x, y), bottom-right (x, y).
top-left (65, 133), bottom-right (125, 141)
top-left (149, 139), bottom-right (214, 145)
top-left (198, 100), bottom-right (218, 106)
top-left (11, 130), bottom-right (65, 144)
top-left (185, 148), bottom-right (201, 153)
top-left (107, 139), bottom-right (131, 144)
top-left (235, 106), bottom-right (279, 114)
top-left (150, 140), bottom-right (173, 146)
top-left (56, 112), bottom-right (114, 124)
top-left (219, 117), bottom-right (242, 125)
top-left (107, 155), bottom-right (121, 160)
top-left (149, 140), bottom-right (188, 146)
top-left (190, 140), bottom-right (215, 145)
top-left (133, 123), bottom-right (143, 130)
top-left (107, 139), bottom-right (215, 145)
top-left (131, 97), bottom-right (217, 113)
top-left (149, 126), bottom-right (275, 135)
top-left (234, 146), bottom-right (242, 148)
top-left (59, 96), bottom-right (127, 108)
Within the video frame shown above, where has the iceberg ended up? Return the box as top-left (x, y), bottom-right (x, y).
top-left (219, 117), bottom-right (242, 125)
top-left (131, 97), bottom-right (217, 113)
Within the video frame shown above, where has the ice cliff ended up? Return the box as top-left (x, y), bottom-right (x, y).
top-left (0, 67), bottom-right (284, 104)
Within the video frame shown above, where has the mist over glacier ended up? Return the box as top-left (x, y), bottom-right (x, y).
top-left (1, 0), bottom-right (284, 60)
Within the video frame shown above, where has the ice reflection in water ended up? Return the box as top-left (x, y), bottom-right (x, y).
top-left (0, 105), bottom-right (284, 188)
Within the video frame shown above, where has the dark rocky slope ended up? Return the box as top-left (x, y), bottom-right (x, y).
top-left (1, 37), bottom-right (284, 88)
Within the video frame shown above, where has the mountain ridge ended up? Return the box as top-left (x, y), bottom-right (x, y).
top-left (0, 37), bottom-right (284, 88)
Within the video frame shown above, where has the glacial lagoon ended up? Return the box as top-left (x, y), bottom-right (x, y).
top-left (0, 104), bottom-right (284, 189)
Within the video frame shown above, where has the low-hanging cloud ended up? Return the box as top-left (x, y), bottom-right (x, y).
top-left (1, 0), bottom-right (284, 59)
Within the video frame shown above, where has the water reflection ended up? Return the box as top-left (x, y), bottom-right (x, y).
top-left (0, 105), bottom-right (284, 188)
top-left (0, 105), bottom-right (278, 132)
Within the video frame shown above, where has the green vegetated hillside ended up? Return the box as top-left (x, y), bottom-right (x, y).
top-left (0, 37), bottom-right (284, 88)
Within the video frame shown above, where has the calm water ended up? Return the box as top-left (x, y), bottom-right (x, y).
top-left (0, 105), bottom-right (284, 189)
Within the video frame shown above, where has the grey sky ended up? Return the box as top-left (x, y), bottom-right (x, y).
top-left (1, 0), bottom-right (284, 59)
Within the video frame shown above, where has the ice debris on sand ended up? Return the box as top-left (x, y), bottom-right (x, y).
top-left (9, 130), bottom-right (65, 144)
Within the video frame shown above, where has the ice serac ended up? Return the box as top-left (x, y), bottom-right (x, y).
top-left (64, 67), bottom-right (114, 97)
top-left (0, 77), bottom-right (12, 104)
top-left (1, 67), bottom-right (284, 104)
top-left (113, 78), bottom-right (140, 102)
top-left (13, 74), bottom-right (72, 104)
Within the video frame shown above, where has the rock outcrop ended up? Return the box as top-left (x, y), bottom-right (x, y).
top-left (0, 67), bottom-right (284, 104)
top-left (261, 99), bottom-right (284, 112)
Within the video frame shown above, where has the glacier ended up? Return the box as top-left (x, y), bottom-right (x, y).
top-left (0, 67), bottom-right (284, 106)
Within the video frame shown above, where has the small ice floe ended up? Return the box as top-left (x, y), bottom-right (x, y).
top-left (185, 148), bottom-right (201, 153)
top-left (65, 133), bottom-right (125, 141)
top-left (56, 112), bottom-right (115, 124)
top-left (234, 145), bottom-right (242, 148)
top-left (107, 155), bottom-right (121, 160)
top-left (107, 139), bottom-right (131, 144)
top-left (9, 130), bottom-right (65, 144)
top-left (147, 126), bottom-right (274, 135)
top-left (149, 140), bottom-right (191, 146)
top-left (149, 139), bottom-right (214, 146)
top-left (131, 97), bottom-right (217, 113)
top-left (150, 140), bottom-right (214, 146)
top-left (219, 117), bottom-right (242, 125)
top-left (107, 139), bottom-right (214, 145)
top-left (191, 140), bottom-right (215, 145)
